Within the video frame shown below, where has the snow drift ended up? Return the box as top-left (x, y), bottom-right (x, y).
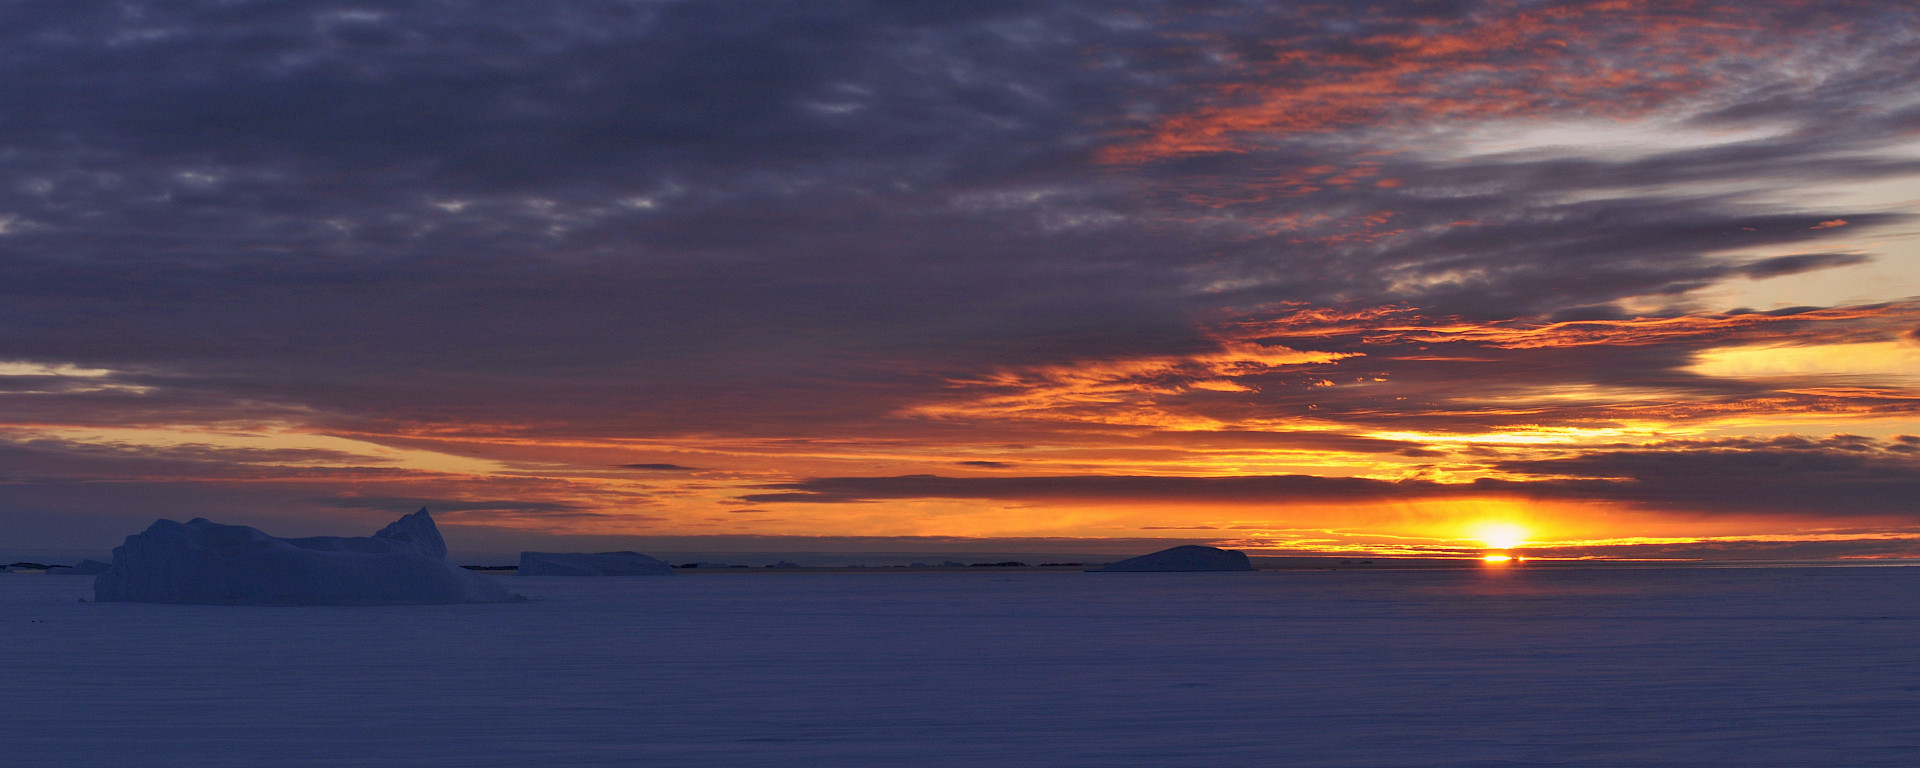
top-left (518, 551), bottom-right (675, 576)
top-left (1094, 545), bottom-right (1254, 572)
top-left (93, 509), bottom-right (519, 605)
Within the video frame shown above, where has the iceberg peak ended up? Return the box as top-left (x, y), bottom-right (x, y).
top-left (372, 507), bottom-right (448, 560)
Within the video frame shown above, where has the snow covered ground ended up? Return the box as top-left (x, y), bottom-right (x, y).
top-left (4, 566), bottom-right (1918, 766)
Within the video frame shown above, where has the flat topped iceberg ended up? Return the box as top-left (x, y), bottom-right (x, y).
top-left (1094, 545), bottom-right (1254, 572)
top-left (94, 509), bottom-right (519, 605)
top-left (518, 551), bottom-right (674, 576)
top-left (48, 559), bottom-right (112, 575)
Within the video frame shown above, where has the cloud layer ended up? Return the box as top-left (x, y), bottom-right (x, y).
top-left (2, 0), bottom-right (1917, 555)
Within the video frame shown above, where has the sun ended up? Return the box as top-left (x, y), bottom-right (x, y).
top-left (1471, 522), bottom-right (1529, 551)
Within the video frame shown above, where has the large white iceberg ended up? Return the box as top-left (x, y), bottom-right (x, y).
top-left (518, 551), bottom-right (675, 576)
top-left (1094, 545), bottom-right (1254, 572)
top-left (94, 509), bottom-right (520, 605)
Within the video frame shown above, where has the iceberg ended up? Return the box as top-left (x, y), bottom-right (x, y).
top-left (94, 509), bottom-right (519, 605)
top-left (1093, 545), bottom-right (1254, 572)
top-left (517, 551), bottom-right (674, 576)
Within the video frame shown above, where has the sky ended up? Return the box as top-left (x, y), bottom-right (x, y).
top-left (3, 0), bottom-right (1919, 560)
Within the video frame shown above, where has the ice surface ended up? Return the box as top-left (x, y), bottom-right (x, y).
top-left (6, 566), bottom-right (1920, 766)
top-left (517, 551), bottom-right (674, 576)
top-left (1094, 544), bottom-right (1253, 571)
top-left (93, 509), bottom-right (517, 605)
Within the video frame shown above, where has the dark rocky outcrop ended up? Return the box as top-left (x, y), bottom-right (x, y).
top-left (516, 551), bottom-right (674, 576)
top-left (1093, 545), bottom-right (1254, 572)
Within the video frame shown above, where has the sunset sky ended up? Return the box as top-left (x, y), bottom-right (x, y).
top-left (3, 0), bottom-right (1918, 559)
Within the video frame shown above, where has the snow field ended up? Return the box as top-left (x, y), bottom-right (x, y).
top-left (3, 566), bottom-right (1918, 766)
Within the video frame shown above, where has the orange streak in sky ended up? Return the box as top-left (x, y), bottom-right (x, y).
top-left (1100, 0), bottom-right (1766, 163)
top-left (1228, 302), bottom-right (1920, 350)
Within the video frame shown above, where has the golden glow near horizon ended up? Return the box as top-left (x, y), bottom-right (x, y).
top-left (1471, 522), bottom-right (1530, 551)
top-left (14, 410), bottom-right (1919, 559)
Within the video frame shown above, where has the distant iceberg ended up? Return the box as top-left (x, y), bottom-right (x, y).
top-left (94, 509), bottom-right (519, 605)
top-left (517, 551), bottom-right (674, 576)
top-left (1093, 545), bottom-right (1254, 572)
top-left (48, 559), bottom-right (112, 575)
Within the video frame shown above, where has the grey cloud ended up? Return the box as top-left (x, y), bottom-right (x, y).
top-left (1489, 437), bottom-right (1920, 516)
top-left (1735, 253), bottom-right (1873, 280)
top-left (744, 434), bottom-right (1920, 519)
top-left (0, 0), bottom-right (1914, 489)
top-left (311, 495), bottom-right (600, 516)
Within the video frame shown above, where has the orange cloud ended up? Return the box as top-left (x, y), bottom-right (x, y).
top-left (1100, 0), bottom-right (1764, 163)
top-left (1226, 302), bottom-right (1920, 350)
top-left (902, 341), bottom-right (1358, 427)
top-left (899, 301), bottom-right (1920, 439)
